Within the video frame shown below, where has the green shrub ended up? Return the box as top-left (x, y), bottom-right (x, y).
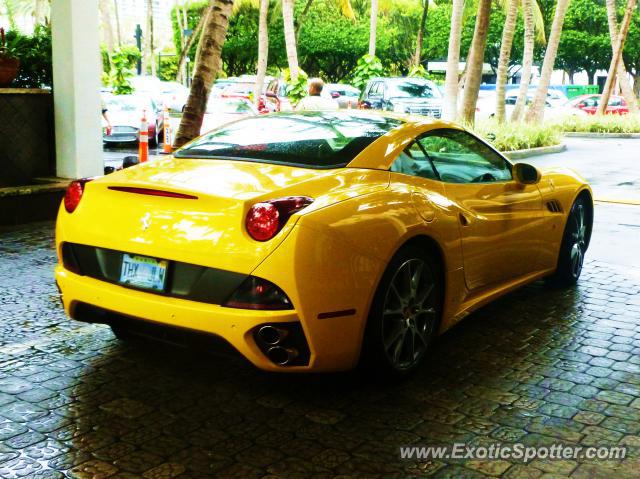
top-left (471, 120), bottom-right (563, 152)
top-left (350, 54), bottom-right (385, 90)
top-left (558, 114), bottom-right (640, 133)
top-left (3, 26), bottom-right (52, 88)
top-left (108, 48), bottom-right (140, 95)
top-left (283, 68), bottom-right (309, 105)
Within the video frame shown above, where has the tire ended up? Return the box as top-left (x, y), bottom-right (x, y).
top-left (361, 245), bottom-right (443, 376)
top-left (546, 195), bottom-right (592, 288)
top-left (110, 324), bottom-right (133, 341)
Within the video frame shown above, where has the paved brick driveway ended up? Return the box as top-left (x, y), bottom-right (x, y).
top-left (0, 215), bottom-right (639, 478)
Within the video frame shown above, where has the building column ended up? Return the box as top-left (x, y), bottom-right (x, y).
top-left (51, 0), bottom-right (103, 179)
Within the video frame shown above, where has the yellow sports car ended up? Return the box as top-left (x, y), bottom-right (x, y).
top-left (55, 111), bottom-right (593, 374)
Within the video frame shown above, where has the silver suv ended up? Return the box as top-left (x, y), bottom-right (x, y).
top-left (359, 77), bottom-right (443, 118)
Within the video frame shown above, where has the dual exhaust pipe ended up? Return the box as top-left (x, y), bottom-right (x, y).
top-left (257, 325), bottom-right (299, 366)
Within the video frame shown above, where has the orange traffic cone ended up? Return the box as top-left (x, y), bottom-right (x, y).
top-left (139, 110), bottom-right (149, 163)
top-left (162, 106), bottom-right (173, 154)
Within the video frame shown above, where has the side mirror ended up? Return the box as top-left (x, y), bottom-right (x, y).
top-left (513, 163), bottom-right (541, 185)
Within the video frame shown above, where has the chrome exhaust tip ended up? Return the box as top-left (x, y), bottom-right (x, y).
top-left (257, 325), bottom-right (288, 346)
top-left (267, 346), bottom-right (299, 366)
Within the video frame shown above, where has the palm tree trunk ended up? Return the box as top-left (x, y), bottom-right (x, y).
top-left (605, 0), bottom-right (638, 113)
top-left (495, 0), bottom-right (519, 123)
top-left (511, 0), bottom-right (534, 121)
top-left (443, 0), bottom-right (465, 120)
top-left (254, 0), bottom-right (269, 108)
top-left (175, 0), bottom-right (235, 147)
top-left (176, 6), bottom-right (211, 84)
top-left (598, 0), bottom-right (637, 115)
top-left (175, 0), bottom-right (186, 82)
top-left (412, 0), bottom-right (429, 68)
top-left (282, 0), bottom-right (299, 81)
top-left (369, 0), bottom-right (378, 57)
top-left (99, 0), bottom-right (115, 52)
top-left (113, 0), bottom-right (122, 46)
top-left (142, 0), bottom-right (154, 74)
top-left (460, 0), bottom-right (492, 124)
top-left (525, 0), bottom-right (570, 123)
top-left (295, 0), bottom-right (315, 43)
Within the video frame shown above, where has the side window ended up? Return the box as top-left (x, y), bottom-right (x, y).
top-left (418, 129), bottom-right (512, 184)
top-left (369, 82), bottom-right (382, 98)
top-left (390, 142), bottom-right (438, 180)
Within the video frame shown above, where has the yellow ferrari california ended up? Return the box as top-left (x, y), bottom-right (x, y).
top-left (55, 111), bottom-right (593, 374)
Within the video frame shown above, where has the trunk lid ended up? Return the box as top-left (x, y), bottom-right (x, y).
top-left (60, 157), bottom-right (389, 275)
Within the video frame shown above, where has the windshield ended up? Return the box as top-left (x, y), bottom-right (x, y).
top-left (386, 80), bottom-right (441, 99)
top-left (175, 112), bottom-right (403, 168)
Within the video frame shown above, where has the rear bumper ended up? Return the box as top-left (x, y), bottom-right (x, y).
top-left (55, 265), bottom-right (316, 372)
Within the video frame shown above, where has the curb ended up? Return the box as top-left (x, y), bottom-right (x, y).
top-left (564, 132), bottom-right (640, 139)
top-left (502, 143), bottom-right (567, 160)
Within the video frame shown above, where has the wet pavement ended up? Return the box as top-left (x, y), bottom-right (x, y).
top-left (528, 137), bottom-right (640, 203)
top-left (1, 199), bottom-right (640, 477)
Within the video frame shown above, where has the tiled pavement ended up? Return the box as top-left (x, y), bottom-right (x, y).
top-left (1, 219), bottom-right (640, 478)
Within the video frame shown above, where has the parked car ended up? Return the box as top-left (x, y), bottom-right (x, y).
top-left (101, 94), bottom-right (164, 147)
top-left (57, 111), bottom-right (592, 374)
top-left (359, 77), bottom-right (443, 118)
top-left (158, 81), bottom-right (190, 112)
top-left (220, 82), bottom-right (271, 113)
top-left (265, 78), bottom-right (294, 111)
top-left (169, 97), bottom-right (259, 136)
top-left (211, 77), bottom-right (242, 97)
top-left (321, 83), bottom-right (360, 108)
top-left (568, 94), bottom-right (629, 115)
top-left (475, 89), bottom-right (570, 120)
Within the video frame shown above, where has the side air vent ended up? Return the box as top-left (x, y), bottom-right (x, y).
top-left (546, 200), bottom-right (563, 213)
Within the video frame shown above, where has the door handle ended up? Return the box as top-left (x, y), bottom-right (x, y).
top-left (459, 213), bottom-right (471, 226)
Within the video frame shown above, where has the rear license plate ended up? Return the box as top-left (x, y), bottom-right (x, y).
top-left (119, 254), bottom-right (168, 291)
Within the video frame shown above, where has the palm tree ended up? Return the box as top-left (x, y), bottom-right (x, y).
top-left (254, 0), bottom-right (269, 107)
top-left (175, 0), bottom-right (235, 147)
top-left (176, 4), bottom-right (212, 84)
top-left (412, 0), bottom-right (430, 67)
top-left (460, 0), bottom-right (492, 124)
top-left (605, 0), bottom-right (638, 113)
top-left (369, 0), bottom-right (379, 57)
top-left (141, 0), bottom-right (155, 75)
top-left (597, 0), bottom-right (637, 115)
top-left (99, 0), bottom-right (115, 52)
top-left (494, 0), bottom-right (519, 123)
top-left (511, 0), bottom-right (535, 121)
top-left (282, 0), bottom-right (299, 81)
top-left (525, 0), bottom-right (571, 123)
top-left (113, 0), bottom-right (122, 46)
top-left (443, 0), bottom-right (465, 120)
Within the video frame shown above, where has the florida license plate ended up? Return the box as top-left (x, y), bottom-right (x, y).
top-left (119, 254), bottom-right (168, 291)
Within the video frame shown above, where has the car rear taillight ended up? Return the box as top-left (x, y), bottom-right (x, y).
top-left (225, 276), bottom-right (293, 310)
top-left (64, 178), bottom-right (93, 213)
top-left (245, 196), bottom-right (313, 242)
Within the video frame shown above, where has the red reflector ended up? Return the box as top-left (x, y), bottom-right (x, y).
top-left (108, 186), bottom-right (198, 199)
